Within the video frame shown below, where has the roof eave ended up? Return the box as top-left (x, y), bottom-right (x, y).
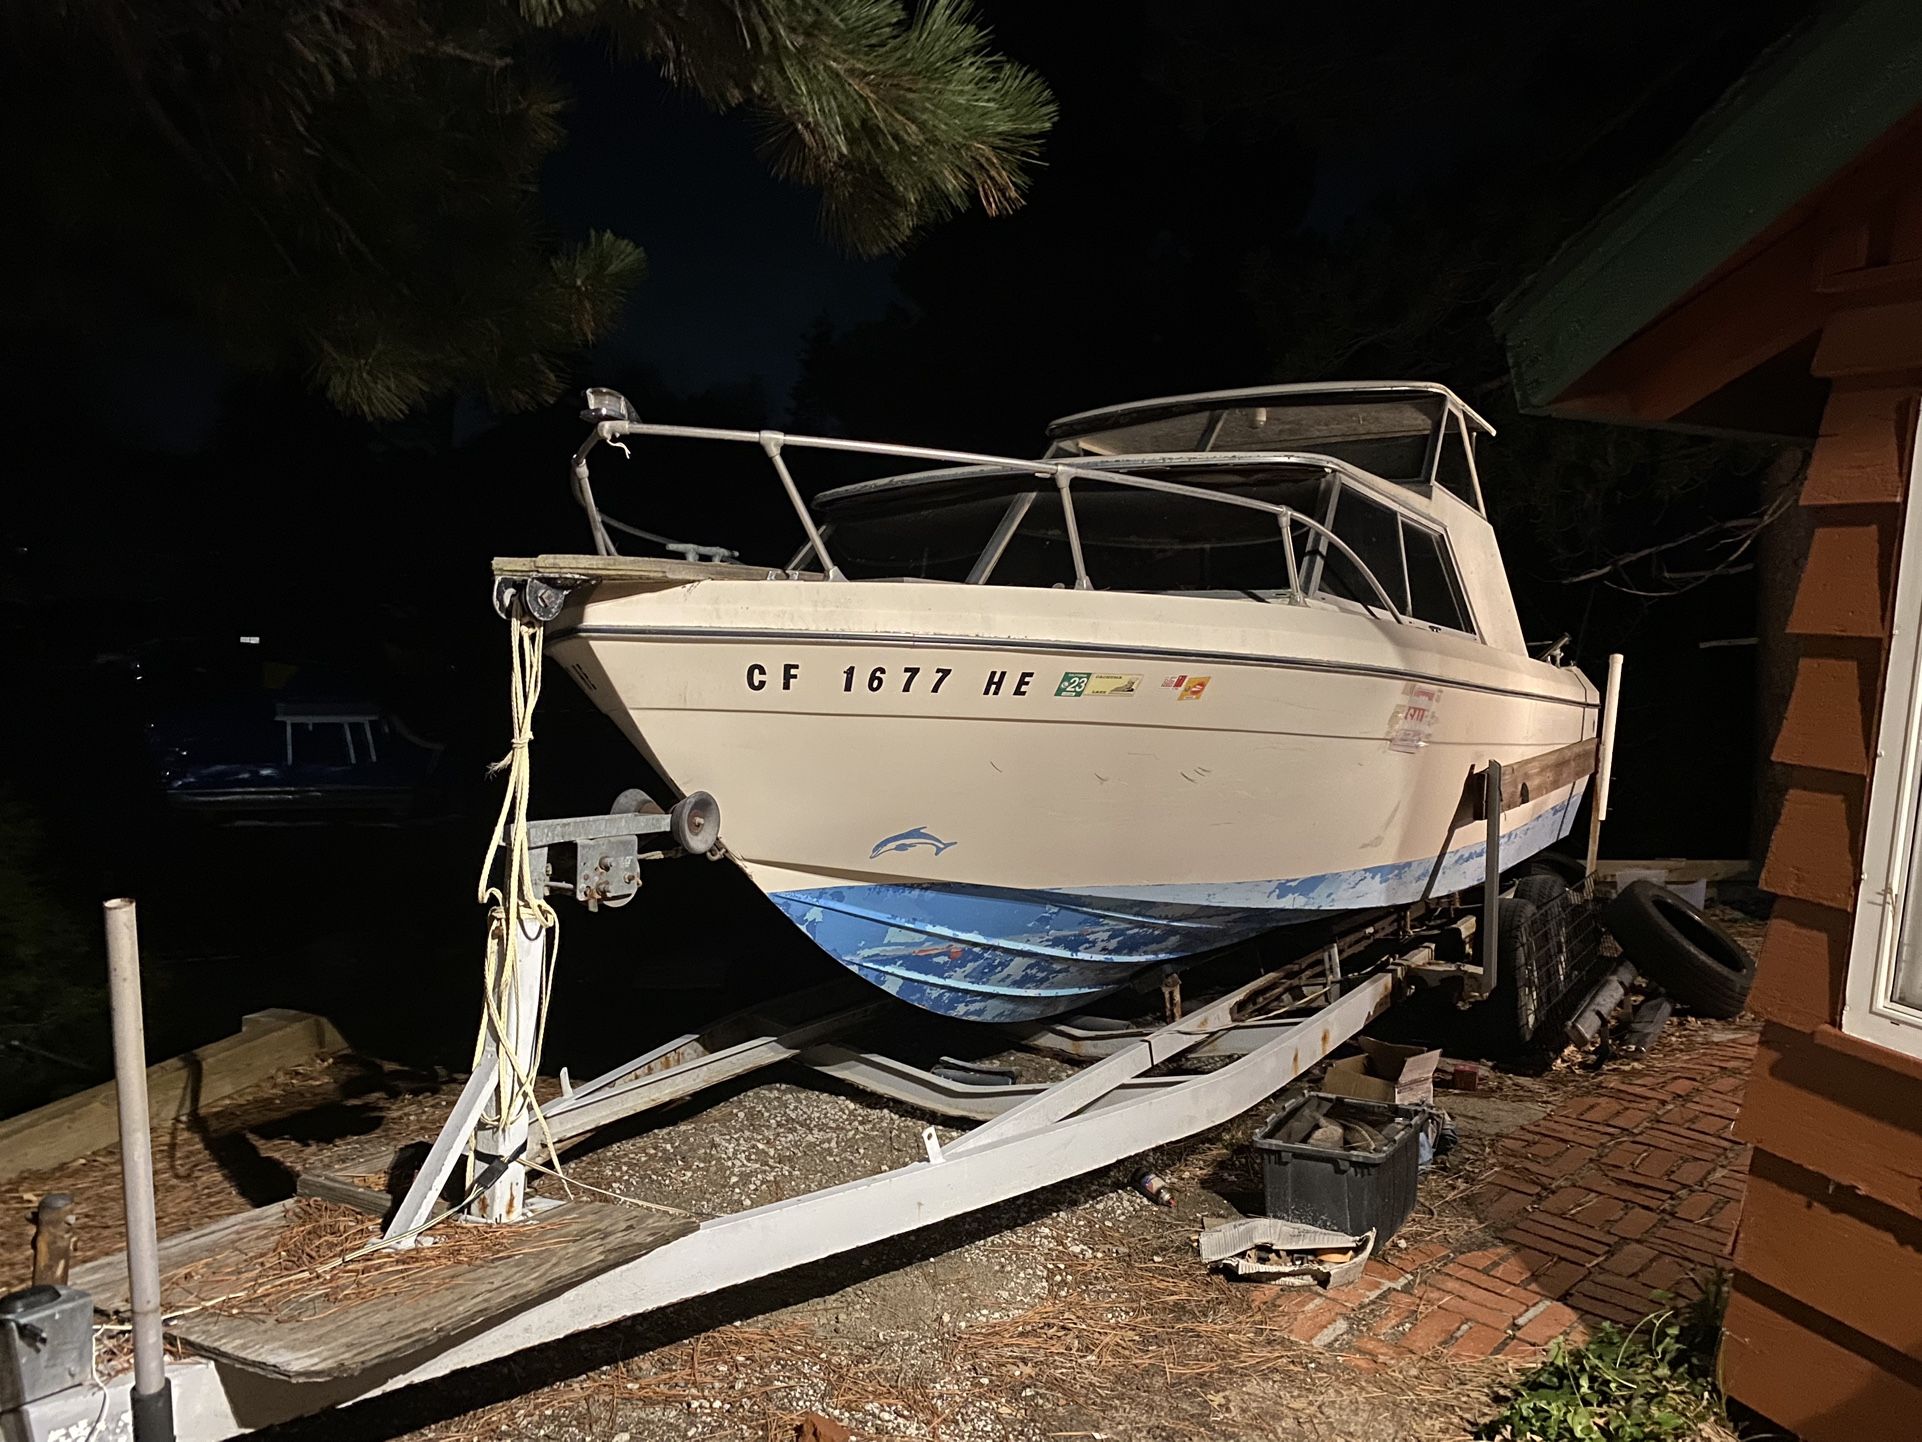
top-left (1495, 0), bottom-right (1922, 412)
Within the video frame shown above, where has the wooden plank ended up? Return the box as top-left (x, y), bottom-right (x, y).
top-left (1722, 1279), bottom-right (1922, 1442)
top-left (1592, 858), bottom-right (1753, 883)
top-left (1784, 515), bottom-right (1899, 639)
top-left (1734, 1151), bottom-right (1922, 1361)
top-left (1759, 777), bottom-right (1865, 912)
top-left (1801, 383), bottom-right (1919, 506)
top-left (1750, 898), bottom-right (1849, 1032)
top-left (1473, 738), bottom-right (1596, 819)
top-left (1772, 649), bottom-right (1878, 776)
top-left (72, 1196), bottom-right (695, 1382)
top-left (1813, 298), bottom-right (1922, 378)
top-left (1738, 1024), bottom-right (1922, 1218)
top-left (1812, 1020), bottom-right (1922, 1086)
top-left (295, 1172), bottom-right (391, 1219)
top-left (0, 1010), bottom-right (349, 1182)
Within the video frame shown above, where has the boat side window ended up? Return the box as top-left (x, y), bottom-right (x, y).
top-left (1402, 521), bottom-right (1472, 633)
top-left (1316, 484), bottom-right (1406, 616)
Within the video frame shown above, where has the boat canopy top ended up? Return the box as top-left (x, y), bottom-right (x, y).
top-left (1042, 382), bottom-right (1492, 510)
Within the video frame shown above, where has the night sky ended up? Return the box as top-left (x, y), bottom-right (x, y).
top-left (546, 52), bottom-right (900, 407)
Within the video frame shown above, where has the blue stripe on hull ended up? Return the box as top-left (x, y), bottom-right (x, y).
top-left (771, 796), bottom-right (1580, 1023)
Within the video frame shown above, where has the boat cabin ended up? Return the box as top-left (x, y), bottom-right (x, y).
top-left (809, 382), bottom-right (1528, 652)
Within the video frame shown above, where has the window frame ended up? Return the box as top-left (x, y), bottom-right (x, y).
top-left (1318, 477), bottom-right (1480, 639)
top-left (1398, 514), bottom-right (1477, 638)
top-left (1845, 411), bottom-right (1922, 1056)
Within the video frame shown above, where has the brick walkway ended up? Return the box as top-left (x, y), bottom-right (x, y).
top-left (1254, 1025), bottom-right (1757, 1367)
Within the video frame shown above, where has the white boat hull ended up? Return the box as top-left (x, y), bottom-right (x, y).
top-left (549, 577), bottom-right (1598, 1020)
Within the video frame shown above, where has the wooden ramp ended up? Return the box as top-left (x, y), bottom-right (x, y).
top-left (72, 1196), bottom-right (694, 1381)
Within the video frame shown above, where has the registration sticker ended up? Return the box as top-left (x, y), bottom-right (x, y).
top-left (1058, 672), bottom-right (1141, 697)
top-left (1389, 683), bottom-right (1443, 752)
top-left (1178, 676), bottom-right (1211, 701)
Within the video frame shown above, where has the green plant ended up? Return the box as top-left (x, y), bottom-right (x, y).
top-left (1480, 1275), bottom-right (1732, 1441)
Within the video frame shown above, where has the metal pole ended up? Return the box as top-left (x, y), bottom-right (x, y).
top-left (1584, 653), bottom-right (1625, 896)
top-left (1478, 760), bottom-right (1503, 998)
top-left (757, 433), bottom-right (842, 579)
top-left (104, 898), bottom-right (174, 1442)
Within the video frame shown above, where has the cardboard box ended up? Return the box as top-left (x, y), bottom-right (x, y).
top-left (1320, 1037), bottom-right (1441, 1106)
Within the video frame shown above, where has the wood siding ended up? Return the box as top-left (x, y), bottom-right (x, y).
top-left (1728, 333), bottom-right (1922, 1437)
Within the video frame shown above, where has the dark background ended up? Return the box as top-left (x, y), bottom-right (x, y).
top-left (0, 1), bottom-right (1815, 1109)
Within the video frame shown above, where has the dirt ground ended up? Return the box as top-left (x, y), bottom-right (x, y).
top-left (5, 909), bottom-right (1769, 1442)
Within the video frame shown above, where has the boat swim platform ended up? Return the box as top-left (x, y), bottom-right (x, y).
top-left (17, 917), bottom-right (1457, 1442)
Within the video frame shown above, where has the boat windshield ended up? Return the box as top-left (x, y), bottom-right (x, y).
top-left (1048, 393), bottom-right (1445, 484)
top-left (829, 469), bottom-right (1321, 591)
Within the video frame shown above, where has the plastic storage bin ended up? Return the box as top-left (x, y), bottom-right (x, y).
top-left (1252, 1092), bottom-right (1424, 1243)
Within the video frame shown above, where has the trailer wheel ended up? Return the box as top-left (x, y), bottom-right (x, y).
top-left (1512, 872), bottom-right (1571, 909)
top-left (1603, 880), bottom-right (1755, 1019)
top-left (1472, 895), bottom-right (1543, 1052)
top-left (1522, 850), bottom-right (1588, 888)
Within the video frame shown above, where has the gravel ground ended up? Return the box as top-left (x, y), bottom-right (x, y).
top-left (317, 1066), bottom-right (1511, 1442)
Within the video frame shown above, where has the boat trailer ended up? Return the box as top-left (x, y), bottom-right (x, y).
top-left (2, 682), bottom-right (1620, 1442)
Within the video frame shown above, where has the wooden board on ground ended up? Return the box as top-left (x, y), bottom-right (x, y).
top-left (1595, 858), bottom-right (1752, 882)
top-left (71, 1196), bottom-right (695, 1381)
top-left (0, 1010), bottom-right (349, 1182)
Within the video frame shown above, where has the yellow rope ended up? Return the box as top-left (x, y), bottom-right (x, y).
top-left (471, 611), bottom-right (568, 1202)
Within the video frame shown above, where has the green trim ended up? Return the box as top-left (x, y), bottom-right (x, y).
top-left (1496, 0), bottom-right (1922, 411)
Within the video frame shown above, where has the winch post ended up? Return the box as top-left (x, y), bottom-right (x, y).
top-left (473, 914), bottom-right (547, 1223)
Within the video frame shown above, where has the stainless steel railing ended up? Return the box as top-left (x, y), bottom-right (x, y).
top-left (571, 415), bottom-right (1407, 623)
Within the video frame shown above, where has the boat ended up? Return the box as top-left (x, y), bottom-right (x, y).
top-left (502, 382), bottom-right (1599, 1022)
top-left (101, 637), bottom-right (449, 825)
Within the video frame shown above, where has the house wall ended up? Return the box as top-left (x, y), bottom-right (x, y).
top-left (1724, 343), bottom-right (1922, 1437)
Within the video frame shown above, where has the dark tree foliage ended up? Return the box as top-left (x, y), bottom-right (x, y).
top-left (3, 0), bottom-right (1053, 420)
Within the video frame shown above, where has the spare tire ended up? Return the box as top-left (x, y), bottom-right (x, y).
top-left (1603, 880), bottom-right (1756, 1019)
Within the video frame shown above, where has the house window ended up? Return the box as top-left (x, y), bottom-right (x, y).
top-left (1844, 411), bottom-right (1922, 1058)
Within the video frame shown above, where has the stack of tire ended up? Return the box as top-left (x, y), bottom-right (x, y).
top-left (1601, 880), bottom-right (1757, 1020)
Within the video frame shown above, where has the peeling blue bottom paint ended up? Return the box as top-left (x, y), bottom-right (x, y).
top-left (770, 797), bottom-right (1581, 1022)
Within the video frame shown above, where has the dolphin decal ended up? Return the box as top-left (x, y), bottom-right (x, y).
top-left (869, 826), bottom-right (957, 860)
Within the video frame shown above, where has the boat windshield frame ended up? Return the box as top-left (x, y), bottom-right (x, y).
top-left (570, 417), bottom-right (1412, 624)
top-left (1043, 382), bottom-right (1493, 513)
